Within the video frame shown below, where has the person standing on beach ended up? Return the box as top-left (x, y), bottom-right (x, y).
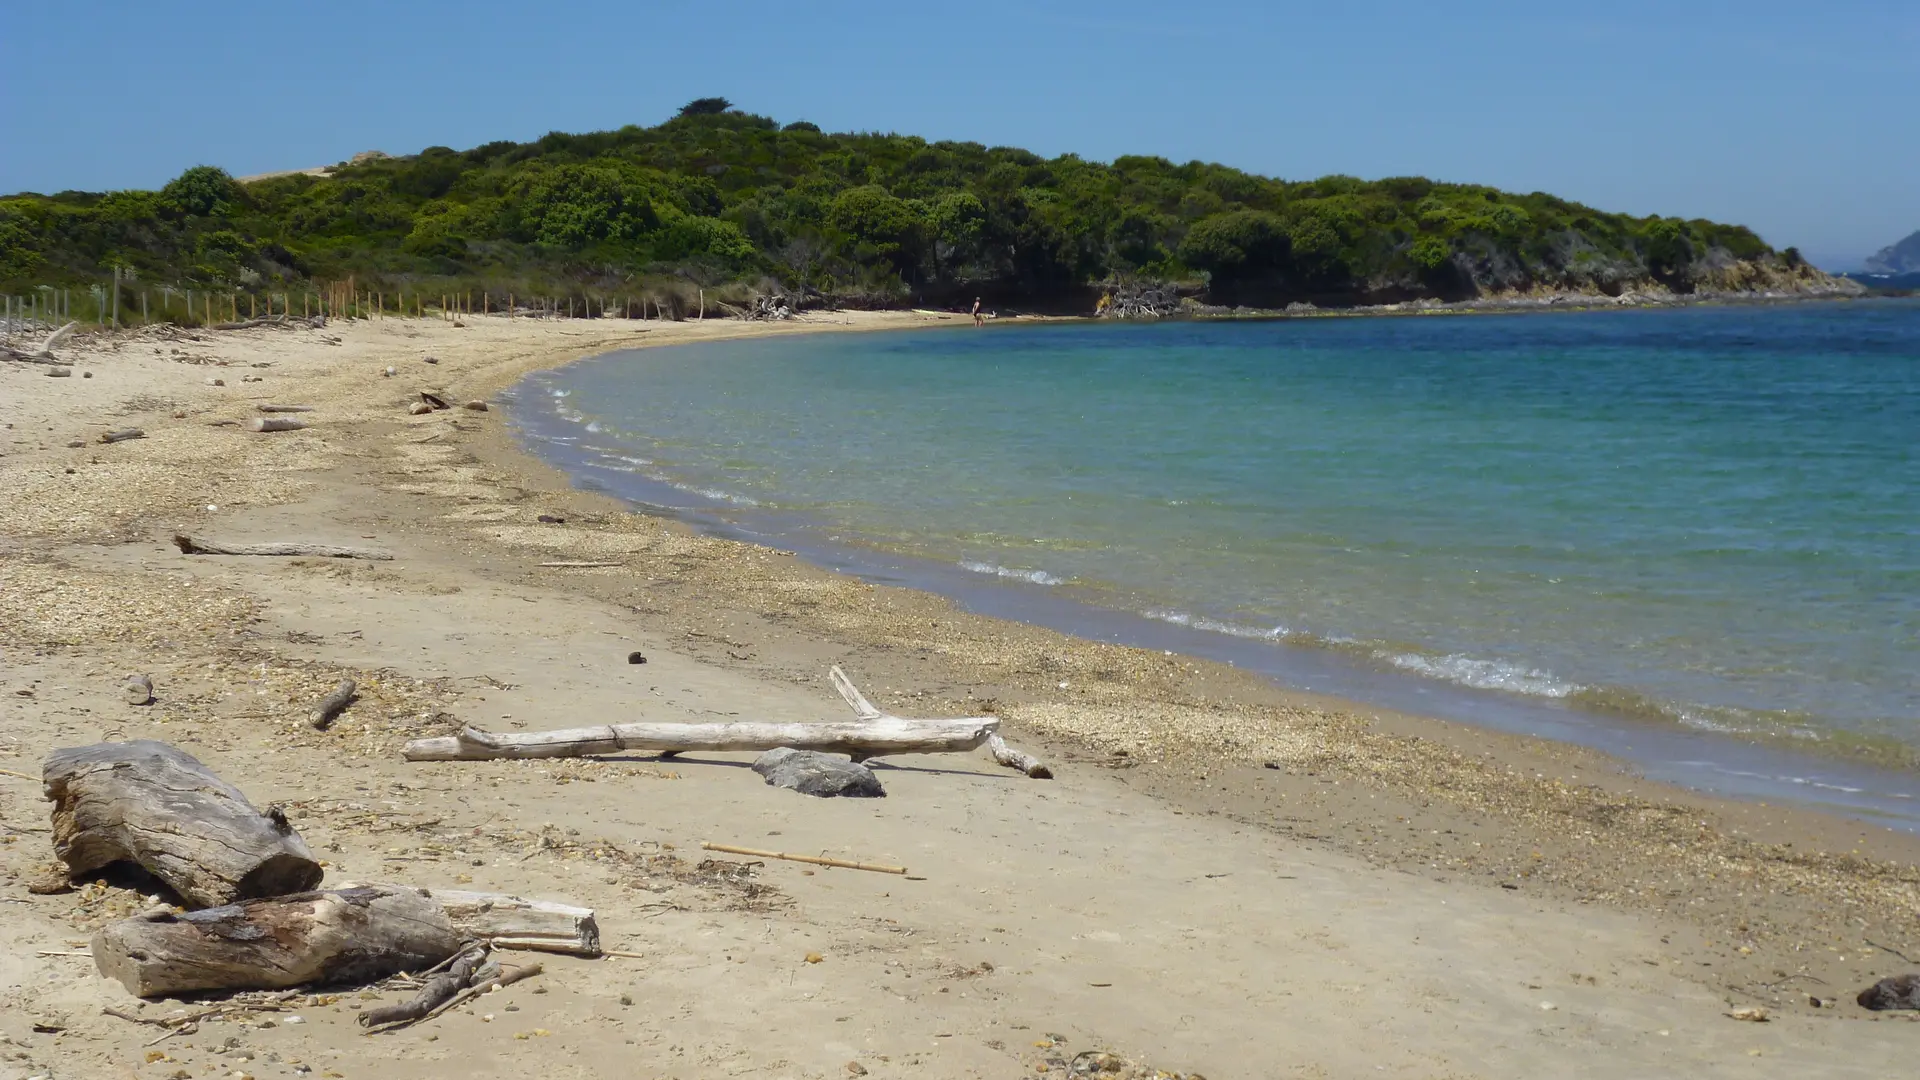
top-left (971, 297), bottom-right (984, 327)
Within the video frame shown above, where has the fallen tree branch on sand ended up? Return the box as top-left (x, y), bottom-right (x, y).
top-left (173, 534), bottom-right (393, 560)
top-left (403, 665), bottom-right (1050, 776)
top-left (44, 740), bottom-right (323, 907)
top-left (309, 678), bottom-right (356, 730)
top-left (3, 321), bottom-right (78, 364)
top-left (92, 884), bottom-right (597, 998)
top-left (701, 841), bottom-right (906, 874)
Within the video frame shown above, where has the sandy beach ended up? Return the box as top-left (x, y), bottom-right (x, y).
top-left (3, 311), bottom-right (1919, 1079)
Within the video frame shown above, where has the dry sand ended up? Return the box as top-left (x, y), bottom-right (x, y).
top-left (2, 311), bottom-right (1918, 1079)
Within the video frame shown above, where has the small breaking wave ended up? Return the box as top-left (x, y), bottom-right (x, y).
top-left (1376, 650), bottom-right (1578, 698)
top-left (1144, 609), bottom-right (1291, 641)
top-left (960, 561), bottom-right (1063, 586)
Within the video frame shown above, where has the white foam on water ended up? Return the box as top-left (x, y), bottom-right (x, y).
top-left (960, 561), bottom-right (1064, 586)
top-left (1143, 609), bottom-right (1290, 640)
top-left (1376, 650), bottom-right (1578, 698)
top-left (551, 389), bottom-right (570, 398)
top-left (584, 422), bottom-right (602, 433)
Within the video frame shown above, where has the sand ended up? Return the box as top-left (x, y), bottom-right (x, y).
top-left (2, 311), bottom-right (1918, 1079)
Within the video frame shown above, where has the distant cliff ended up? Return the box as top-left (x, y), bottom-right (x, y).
top-left (1865, 230), bottom-right (1920, 275)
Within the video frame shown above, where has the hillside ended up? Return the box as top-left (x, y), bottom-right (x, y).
top-left (1865, 229), bottom-right (1920, 275)
top-left (0, 100), bottom-right (1851, 312)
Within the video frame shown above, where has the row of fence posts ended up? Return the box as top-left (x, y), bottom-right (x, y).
top-left (0, 283), bottom-right (707, 339)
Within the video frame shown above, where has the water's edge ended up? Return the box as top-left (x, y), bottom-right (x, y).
top-left (502, 364), bottom-right (1920, 833)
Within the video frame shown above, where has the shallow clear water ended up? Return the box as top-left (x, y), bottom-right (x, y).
top-left (520, 301), bottom-right (1920, 762)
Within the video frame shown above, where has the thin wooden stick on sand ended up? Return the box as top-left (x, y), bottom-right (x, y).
top-left (701, 841), bottom-right (907, 875)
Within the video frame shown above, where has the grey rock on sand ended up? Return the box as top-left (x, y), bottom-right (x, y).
top-left (1857, 973), bottom-right (1920, 1010)
top-left (752, 748), bottom-right (885, 798)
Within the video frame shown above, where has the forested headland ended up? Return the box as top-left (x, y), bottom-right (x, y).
top-left (0, 98), bottom-right (1847, 315)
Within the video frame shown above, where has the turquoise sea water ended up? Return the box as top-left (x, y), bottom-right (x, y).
top-left (516, 301), bottom-right (1920, 775)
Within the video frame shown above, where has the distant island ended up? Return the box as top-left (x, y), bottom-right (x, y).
top-left (0, 98), bottom-right (1860, 315)
top-left (1865, 229), bottom-right (1920, 275)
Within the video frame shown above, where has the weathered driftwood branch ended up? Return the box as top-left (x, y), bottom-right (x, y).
top-left (359, 944), bottom-right (488, 1028)
top-left (250, 417), bottom-right (306, 433)
top-left (173, 534), bottom-right (393, 560)
top-left (92, 884), bottom-right (597, 998)
top-left (100, 428), bottom-right (147, 444)
top-left (258, 404), bottom-right (315, 413)
top-left (401, 666), bottom-right (1050, 776)
top-left (309, 679), bottom-right (356, 730)
top-left (2, 321), bottom-right (76, 363)
top-left (985, 732), bottom-right (1053, 779)
top-left (701, 841), bottom-right (906, 874)
top-left (43, 741), bottom-right (322, 908)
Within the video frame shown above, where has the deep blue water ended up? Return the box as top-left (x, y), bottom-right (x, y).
top-left (511, 300), bottom-right (1920, 820)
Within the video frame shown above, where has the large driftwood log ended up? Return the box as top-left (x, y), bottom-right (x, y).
top-left (92, 885), bottom-right (599, 997)
top-left (173, 534), bottom-right (393, 560)
top-left (43, 740), bottom-right (322, 907)
top-left (250, 417), bottom-right (307, 432)
top-left (403, 666), bottom-right (1051, 777)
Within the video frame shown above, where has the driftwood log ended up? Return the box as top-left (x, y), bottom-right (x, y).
top-left (309, 679), bottom-right (356, 730)
top-left (173, 534), bottom-right (393, 560)
top-left (403, 666), bottom-right (1050, 777)
top-left (250, 416), bottom-right (306, 432)
top-left (92, 884), bottom-right (599, 997)
top-left (43, 740), bottom-right (322, 907)
top-left (258, 404), bottom-right (315, 413)
top-left (100, 428), bottom-right (146, 444)
top-left (123, 673), bottom-right (154, 706)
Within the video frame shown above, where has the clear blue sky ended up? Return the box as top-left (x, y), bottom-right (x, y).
top-left (3, 0), bottom-right (1913, 268)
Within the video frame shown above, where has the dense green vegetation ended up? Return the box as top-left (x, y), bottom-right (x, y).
top-left (0, 101), bottom-right (1796, 311)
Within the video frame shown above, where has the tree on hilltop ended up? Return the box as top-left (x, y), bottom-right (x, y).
top-left (677, 97), bottom-right (733, 118)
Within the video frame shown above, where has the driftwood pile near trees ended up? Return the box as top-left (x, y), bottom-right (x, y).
top-left (211, 314), bottom-right (328, 332)
top-left (1097, 280), bottom-right (1184, 319)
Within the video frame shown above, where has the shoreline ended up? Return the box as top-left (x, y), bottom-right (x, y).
top-left (508, 309), bottom-right (1920, 819)
top-left (4, 310), bottom-right (1919, 1077)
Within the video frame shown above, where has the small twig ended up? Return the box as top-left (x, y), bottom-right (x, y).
top-left (1866, 938), bottom-right (1920, 966)
top-left (0, 767), bottom-right (40, 782)
top-left (37, 950), bottom-right (92, 957)
top-left (599, 949), bottom-right (646, 959)
top-left (700, 841), bottom-right (907, 875)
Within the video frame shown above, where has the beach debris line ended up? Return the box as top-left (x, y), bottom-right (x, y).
top-left (91, 883), bottom-right (597, 998)
top-left (701, 841), bottom-right (906, 875)
top-left (308, 678), bottom-right (357, 730)
top-left (401, 665), bottom-right (1050, 777)
top-left (43, 740), bottom-right (324, 908)
top-left (753, 747), bottom-right (885, 798)
top-left (173, 534), bottom-right (394, 560)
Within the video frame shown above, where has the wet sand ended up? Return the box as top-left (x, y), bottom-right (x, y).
top-left (2, 311), bottom-right (1918, 1078)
